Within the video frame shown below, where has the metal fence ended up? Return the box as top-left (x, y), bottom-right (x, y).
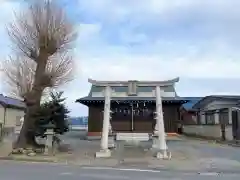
top-left (68, 117), bottom-right (88, 131)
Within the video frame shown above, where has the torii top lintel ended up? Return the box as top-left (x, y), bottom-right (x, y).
top-left (88, 77), bottom-right (180, 87)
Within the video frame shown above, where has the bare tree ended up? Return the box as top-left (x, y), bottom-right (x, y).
top-left (2, 57), bottom-right (35, 100)
top-left (2, 0), bottom-right (77, 148)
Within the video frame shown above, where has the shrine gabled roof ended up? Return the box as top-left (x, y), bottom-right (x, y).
top-left (77, 78), bottom-right (183, 105)
top-left (88, 85), bottom-right (177, 96)
top-left (87, 78), bottom-right (179, 97)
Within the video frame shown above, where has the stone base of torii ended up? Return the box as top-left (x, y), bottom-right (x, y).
top-left (88, 78), bottom-right (178, 160)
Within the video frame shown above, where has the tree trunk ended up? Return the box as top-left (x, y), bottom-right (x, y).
top-left (14, 102), bottom-right (41, 148)
top-left (14, 52), bottom-right (48, 149)
top-left (14, 115), bottom-right (27, 149)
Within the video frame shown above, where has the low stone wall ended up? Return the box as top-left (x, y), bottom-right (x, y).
top-left (183, 125), bottom-right (233, 141)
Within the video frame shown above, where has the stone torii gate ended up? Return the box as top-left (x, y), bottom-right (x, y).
top-left (88, 78), bottom-right (179, 159)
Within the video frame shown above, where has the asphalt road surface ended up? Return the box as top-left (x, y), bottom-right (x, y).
top-left (1, 160), bottom-right (240, 180)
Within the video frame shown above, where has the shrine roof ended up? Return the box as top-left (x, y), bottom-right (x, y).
top-left (87, 85), bottom-right (177, 96)
top-left (76, 78), bottom-right (183, 105)
top-left (87, 78), bottom-right (179, 96)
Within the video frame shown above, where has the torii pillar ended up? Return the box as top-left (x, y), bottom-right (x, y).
top-left (88, 78), bottom-right (115, 158)
top-left (95, 86), bottom-right (112, 158)
top-left (152, 86), bottom-right (170, 159)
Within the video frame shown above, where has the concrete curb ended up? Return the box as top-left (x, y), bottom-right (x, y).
top-left (225, 143), bottom-right (240, 147)
top-left (182, 133), bottom-right (218, 141)
top-left (182, 134), bottom-right (240, 147)
top-left (0, 155), bottom-right (58, 163)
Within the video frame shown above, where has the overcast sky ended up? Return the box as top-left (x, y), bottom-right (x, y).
top-left (1, 0), bottom-right (240, 116)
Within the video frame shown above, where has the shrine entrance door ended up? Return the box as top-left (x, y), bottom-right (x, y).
top-left (132, 105), bottom-right (154, 133)
top-left (111, 103), bottom-right (154, 133)
top-left (111, 105), bottom-right (132, 132)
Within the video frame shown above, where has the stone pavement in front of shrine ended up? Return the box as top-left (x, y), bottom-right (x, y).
top-left (54, 131), bottom-right (240, 173)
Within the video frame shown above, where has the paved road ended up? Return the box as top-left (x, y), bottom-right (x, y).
top-left (0, 160), bottom-right (240, 180)
top-left (2, 131), bottom-right (240, 179)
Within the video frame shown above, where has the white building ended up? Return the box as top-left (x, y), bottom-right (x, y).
top-left (183, 95), bottom-right (240, 141)
top-left (0, 94), bottom-right (25, 137)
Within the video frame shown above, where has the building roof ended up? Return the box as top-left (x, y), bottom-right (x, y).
top-left (192, 95), bottom-right (240, 110)
top-left (0, 94), bottom-right (26, 109)
top-left (181, 97), bottom-right (203, 111)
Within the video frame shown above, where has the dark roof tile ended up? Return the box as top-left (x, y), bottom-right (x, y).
top-left (181, 97), bottom-right (203, 110)
top-left (76, 96), bottom-right (188, 103)
top-left (78, 96), bottom-right (175, 101)
top-left (0, 94), bottom-right (26, 109)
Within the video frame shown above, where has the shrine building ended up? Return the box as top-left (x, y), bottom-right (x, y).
top-left (76, 78), bottom-right (188, 136)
